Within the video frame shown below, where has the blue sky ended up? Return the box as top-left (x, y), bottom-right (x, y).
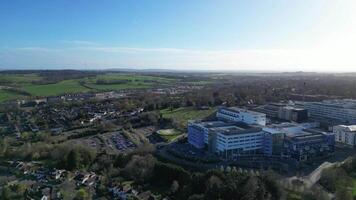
top-left (1, 0), bottom-right (356, 71)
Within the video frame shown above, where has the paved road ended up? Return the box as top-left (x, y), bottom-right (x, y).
top-left (305, 161), bottom-right (334, 187)
top-left (283, 160), bottom-right (347, 200)
top-left (286, 161), bottom-right (337, 188)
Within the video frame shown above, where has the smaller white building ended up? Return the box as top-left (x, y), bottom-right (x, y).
top-left (333, 125), bottom-right (356, 146)
top-left (217, 107), bottom-right (266, 126)
top-left (187, 120), bottom-right (231, 149)
top-left (263, 121), bottom-right (319, 135)
top-left (209, 125), bottom-right (266, 159)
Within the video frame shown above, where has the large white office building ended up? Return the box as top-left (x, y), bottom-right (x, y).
top-left (187, 106), bottom-right (335, 161)
top-left (333, 125), bottom-right (356, 146)
top-left (210, 124), bottom-right (266, 159)
top-left (296, 100), bottom-right (356, 124)
top-left (217, 107), bottom-right (266, 126)
top-left (187, 120), bottom-right (269, 158)
top-left (187, 120), bottom-right (231, 149)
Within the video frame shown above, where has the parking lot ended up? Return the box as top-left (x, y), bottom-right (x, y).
top-left (110, 132), bottom-right (135, 151)
top-left (70, 131), bottom-right (137, 153)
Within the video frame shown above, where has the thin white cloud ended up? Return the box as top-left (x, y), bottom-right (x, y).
top-left (60, 40), bottom-right (100, 46)
top-left (15, 47), bottom-right (63, 52)
top-left (1, 45), bottom-right (356, 72)
top-left (72, 46), bottom-right (199, 54)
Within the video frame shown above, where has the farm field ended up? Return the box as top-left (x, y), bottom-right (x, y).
top-left (92, 73), bottom-right (175, 82)
top-left (0, 72), bottom-right (182, 101)
top-left (22, 80), bottom-right (90, 96)
top-left (0, 73), bottom-right (42, 85)
top-left (82, 74), bottom-right (176, 90)
top-left (160, 107), bottom-right (217, 128)
top-left (0, 89), bottom-right (26, 102)
top-left (84, 82), bottom-right (152, 90)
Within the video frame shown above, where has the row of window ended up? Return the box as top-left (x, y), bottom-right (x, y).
top-left (218, 134), bottom-right (263, 140)
top-left (218, 141), bottom-right (263, 148)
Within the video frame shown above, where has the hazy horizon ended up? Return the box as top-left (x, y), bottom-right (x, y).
top-left (1, 0), bottom-right (356, 72)
top-left (2, 67), bottom-right (356, 74)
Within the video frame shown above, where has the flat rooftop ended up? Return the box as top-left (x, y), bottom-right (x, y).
top-left (285, 132), bottom-right (326, 143)
top-left (336, 125), bottom-right (356, 132)
top-left (190, 120), bottom-right (233, 128)
top-left (298, 99), bottom-right (356, 110)
top-left (285, 128), bottom-right (333, 139)
top-left (220, 107), bottom-right (266, 116)
top-left (283, 106), bottom-right (306, 111)
top-left (266, 122), bottom-right (299, 129)
top-left (211, 123), bottom-right (262, 136)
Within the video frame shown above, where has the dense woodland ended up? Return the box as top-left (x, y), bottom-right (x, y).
top-left (0, 140), bottom-right (293, 200)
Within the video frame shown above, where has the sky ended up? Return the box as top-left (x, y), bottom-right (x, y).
top-left (0, 0), bottom-right (356, 72)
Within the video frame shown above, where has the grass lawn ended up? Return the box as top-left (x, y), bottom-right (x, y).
top-left (160, 134), bottom-right (181, 142)
top-left (157, 129), bottom-right (182, 142)
top-left (0, 73), bottom-right (42, 85)
top-left (352, 179), bottom-right (356, 197)
top-left (160, 107), bottom-right (217, 128)
top-left (0, 89), bottom-right (25, 102)
top-left (157, 129), bottom-right (181, 136)
top-left (286, 189), bottom-right (302, 200)
top-left (23, 80), bottom-right (90, 96)
top-left (85, 82), bottom-right (152, 90)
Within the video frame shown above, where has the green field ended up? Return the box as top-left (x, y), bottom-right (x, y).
top-left (285, 189), bottom-right (302, 200)
top-left (94, 73), bottom-right (175, 82)
top-left (22, 80), bottom-right (90, 96)
top-left (85, 82), bottom-right (152, 90)
top-left (352, 180), bottom-right (356, 197)
top-left (0, 72), bottom-right (213, 102)
top-left (0, 73), bottom-right (42, 85)
top-left (82, 74), bottom-right (175, 91)
top-left (0, 89), bottom-right (25, 102)
top-left (160, 107), bottom-right (217, 128)
top-left (0, 73), bottom-right (180, 101)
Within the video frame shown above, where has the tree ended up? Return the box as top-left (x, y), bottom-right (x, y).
top-left (59, 145), bottom-right (96, 170)
top-left (0, 138), bottom-right (8, 157)
top-left (241, 176), bottom-right (259, 200)
top-left (205, 175), bottom-right (223, 200)
top-left (79, 147), bottom-right (96, 168)
top-left (170, 180), bottom-right (179, 194)
top-left (188, 194), bottom-right (205, 200)
top-left (114, 153), bottom-right (130, 168)
top-left (0, 186), bottom-right (11, 200)
top-left (67, 149), bottom-right (80, 170)
top-left (190, 173), bottom-right (206, 194)
top-left (301, 192), bottom-right (318, 200)
top-left (75, 188), bottom-right (90, 200)
top-left (125, 154), bottom-right (156, 183)
top-left (335, 185), bottom-right (352, 200)
top-left (319, 167), bottom-right (349, 193)
top-left (152, 162), bottom-right (190, 186)
top-left (301, 187), bottom-right (329, 200)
